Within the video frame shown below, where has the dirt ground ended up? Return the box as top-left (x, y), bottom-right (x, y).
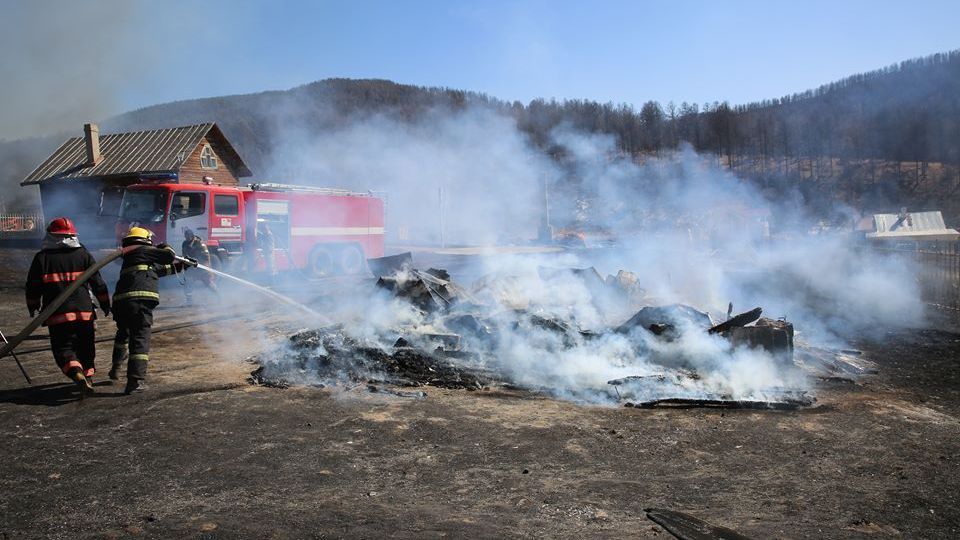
top-left (1, 248), bottom-right (959, 539)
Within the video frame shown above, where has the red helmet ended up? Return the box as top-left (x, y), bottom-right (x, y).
top-left (47, 217), bottom-right (77, 235)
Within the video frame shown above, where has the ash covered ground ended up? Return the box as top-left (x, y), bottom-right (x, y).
top-left (1, 247), bottom-right (959, 538)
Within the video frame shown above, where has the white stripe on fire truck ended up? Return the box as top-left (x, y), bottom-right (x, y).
top-left (290, 227), bottom-right (385, 236)
top-left (211, 227), bottom-right (242, 235)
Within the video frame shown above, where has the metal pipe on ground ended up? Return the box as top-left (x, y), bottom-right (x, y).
top-left (0, 330), bottom-right (31, 383)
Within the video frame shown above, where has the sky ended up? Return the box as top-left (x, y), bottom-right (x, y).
top-left (2, 0), bottom-right (959, 139)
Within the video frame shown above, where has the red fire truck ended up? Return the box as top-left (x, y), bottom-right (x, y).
top-left (116, 182), bottom-right (385, 276)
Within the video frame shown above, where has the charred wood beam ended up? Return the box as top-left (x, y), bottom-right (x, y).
top-left (645, 508), bottom-right (754, 540)
top-left (627, 396), bottom-right (812, 410)
top-left (367, 252), bottom-right (413, 277)
top-left (707, 307), bottom-right (762, 334)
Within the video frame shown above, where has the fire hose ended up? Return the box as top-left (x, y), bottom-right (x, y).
top-left (0, 247), bottom-right (327, 385)
top-left (0, 245), bottom-right (192, 362)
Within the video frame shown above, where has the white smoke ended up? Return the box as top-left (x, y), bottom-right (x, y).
top-left (246, 102), bottom-right (924, 405)
top-left (264, 107), bottom-right (553, 245)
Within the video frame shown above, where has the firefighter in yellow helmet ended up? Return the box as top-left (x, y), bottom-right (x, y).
top-left (110, 227), bottom-right (195, 394)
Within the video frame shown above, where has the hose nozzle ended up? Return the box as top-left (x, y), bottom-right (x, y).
top-left (176, 256), bottom-right (199, 268)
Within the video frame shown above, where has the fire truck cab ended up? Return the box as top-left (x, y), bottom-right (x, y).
top-left (116, 182), bottom-right (385, 276)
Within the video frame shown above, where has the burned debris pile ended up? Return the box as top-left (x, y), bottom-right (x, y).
top-left (251, 328), bottom-right (494, 390)
top-left (251, 256), bottom-right (868, 408)
top-left (375, 268), bottom-right (473, 312)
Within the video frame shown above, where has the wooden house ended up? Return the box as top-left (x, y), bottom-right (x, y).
top-left (21, 123), bottom-right (251, 244)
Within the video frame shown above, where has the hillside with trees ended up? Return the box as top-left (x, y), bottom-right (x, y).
top-left (3, 49), bottom-right (959, 222)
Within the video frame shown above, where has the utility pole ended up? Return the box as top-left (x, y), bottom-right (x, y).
top-left (541, 173), bottom-right (553, 243)
top-left (438, 186), bottom-right (445, 248)
top-left (544, 173), bottom-right (551, 229)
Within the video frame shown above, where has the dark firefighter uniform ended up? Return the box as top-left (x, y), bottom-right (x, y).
top-left (257, 221), bottom-right (277, 284)
top-left (25, 217), bottom-right (110, 393)
top-left (111, 227), bottom-right (191, 393)
top-left (181, 228), bottom-right (217, 304)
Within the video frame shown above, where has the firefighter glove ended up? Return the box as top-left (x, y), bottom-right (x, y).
top-left (184, 256), bottom-right (199, 268)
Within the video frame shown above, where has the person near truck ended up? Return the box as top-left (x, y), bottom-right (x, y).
top-left (181, 228), bottom-right (218, 305)
top-left (25, 217), bottom-right (110, 395)
top-left (110, 226), bottom-right (195, 394)
top-left (256, 220), bottom-right (277, 284)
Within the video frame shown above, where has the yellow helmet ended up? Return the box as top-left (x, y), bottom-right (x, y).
top-left (124, 227), bottom-right (153, 241)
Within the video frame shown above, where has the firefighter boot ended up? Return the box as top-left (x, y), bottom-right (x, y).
top-left (108, 360), bottom-right (125, 381)
top-left (109, 350), bottom-right (127, 381)
top-left (124, 379), bottom-right (147, 395)
top-left (70, 370), bottom-right (95, 396)
top-left (111, 327), bottom-right (129, 382)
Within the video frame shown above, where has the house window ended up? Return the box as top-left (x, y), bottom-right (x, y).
top-left (200, 144), bottom-right (218, 170)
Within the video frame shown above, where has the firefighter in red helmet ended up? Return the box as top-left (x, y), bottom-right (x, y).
top-left (25, 217), bottom-right (111, 396)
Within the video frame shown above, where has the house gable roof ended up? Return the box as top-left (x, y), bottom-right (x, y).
top-left (21, 123), bottom-right (252, 186)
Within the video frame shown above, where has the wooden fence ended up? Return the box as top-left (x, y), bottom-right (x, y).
top-left (0, 212), bottom-right (43, 240)
top-left (871, 241), bottom-right (960, 314)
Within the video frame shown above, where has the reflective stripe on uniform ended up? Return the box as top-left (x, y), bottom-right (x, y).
top-left (120, 264), bottom-right (152, 275)
top-left (46, 311), bottom-right (95, 326)
top-left (130, 354), bottom-right (149, 361)
top-left (113, 291), bottom-right (160, 301)
top-left (42, 271), bottom-right (84, 283)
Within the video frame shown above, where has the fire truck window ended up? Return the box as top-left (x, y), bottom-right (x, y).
top-left (120, 190), bottom-right (168, 223)
top-left (200, 145), bottom-right (218, 170)
top-left (170, 192), bottom-right (206, 219)
top-left (214, 195), bottom-right (239, 216)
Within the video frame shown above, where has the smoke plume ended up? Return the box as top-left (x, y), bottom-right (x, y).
top-left (248, 102), bottom-right (924, 404)
top-left (264, 106), bottom-right (553, 245)
top-left (0, 1), bottom-right (151, 141)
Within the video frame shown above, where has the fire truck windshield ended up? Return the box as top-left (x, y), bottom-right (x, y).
top-left (119, 189), bottom-right (169, 223)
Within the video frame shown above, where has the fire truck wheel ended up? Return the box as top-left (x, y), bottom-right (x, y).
top-left (308, 246), bottom-right (335, 277)
top-left (338, 244), bottom-right (366, 275)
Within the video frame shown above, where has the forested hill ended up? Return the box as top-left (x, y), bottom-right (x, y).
top-left (4, 49), bottom-right (960, 214)
top-left (100, 79), bottom-right (507, 179)
top-left (104, 49), bottom-right (960, 167)
top-left (715, 50), bottom-right (960, 165)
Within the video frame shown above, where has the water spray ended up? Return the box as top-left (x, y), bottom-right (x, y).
top-left (179, 257), bottom-right (327, 322)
